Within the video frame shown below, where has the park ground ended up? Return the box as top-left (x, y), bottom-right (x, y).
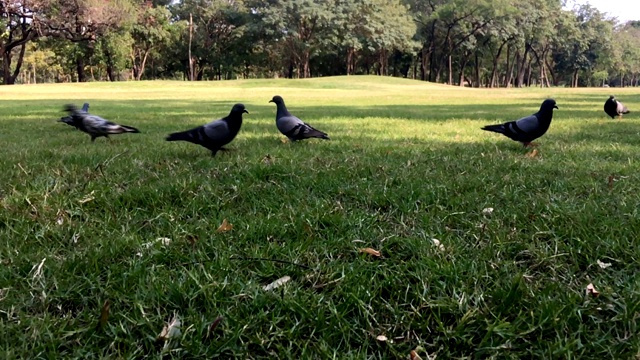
top-left (0, 76), bottom-right (639, 358)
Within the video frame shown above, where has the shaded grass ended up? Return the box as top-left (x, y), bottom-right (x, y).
top-left (1, 76), bottom-right (640, 358)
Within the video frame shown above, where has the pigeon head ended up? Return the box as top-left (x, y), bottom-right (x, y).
top-left (231, 103), bottom-right (249, 114)
top-left (540, 99), bottom-right (558, 111)
top-left (269, 95), bottom-right (284, 104)
top-left (609, 95), bottom-right (615, 100)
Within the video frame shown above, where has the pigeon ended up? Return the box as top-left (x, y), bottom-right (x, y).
top-left (604, 95), bottom-right (630, 119)
top-left (165, 103), bottom-right (248, 156)
top-left (481, 98), bottom-right (558, 147)
top-left (269, 95), bottom-right (329, 142)
top-left (63, 104), bottom-right (140, 142)
top-left (59, 102), bottom-right (89, 129)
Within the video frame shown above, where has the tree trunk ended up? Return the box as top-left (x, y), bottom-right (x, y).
top-left (505, 47), bottom-right (516, 88)
top-left (420, 46), bottom-right (429, 81)
top-left (447, 54), bottom-right (452, 84)
top-left (474, 51), bottom-right (481, 87)
top-left (490, 41), bottom-right (506, 88)
top-left (346, 48), bottom-right (354, 75)
top-left (188, 13), bottom-right (195, 81)
top-left (544, 58), bottom-right (557, 86)
top-left (458, 53), bottom-right (469, 86)
top-left (516, 45), bottom-right (530, 88)
top-left (76, 56), bottom-right (86, 83)
top-left (136, 49), bottom-right (151, 80)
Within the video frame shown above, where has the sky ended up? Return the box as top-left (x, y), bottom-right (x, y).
top-left (566, 0), bottom-right (640, 23)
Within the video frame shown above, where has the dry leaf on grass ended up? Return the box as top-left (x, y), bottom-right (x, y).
top-left (525, 149), bottom-right (539, 158)
top-left (586, 283), bottom-right (600, 297)
top-left (136, 238), bottom-right (171, 257)
top-left (216, 219), bottom-right (233, 233)
top-left (608, 175), bottom-right (615, 189)
top-left (206, 316), bottom-right (224, 338)
top-left (157, 314), bottom-right (182, 342)
top-left (262, 154), bottom-right (274, 165)
top-left (56, 209), bottom-right (65, 225)
top-left (98, 300), bottom-right (110, 328)
top-left (280, 138), bottom-right (288, 144)
top-left (432, 238), bottom-right (445, 252)
top-left (375, 335), bottom-right (388, 342)
top-left (358, 248), bottom-right (381, 257)
top-left (30, 258), bottom-right (46, 282)
top-left (263, 276), bottom-right (291, 291)
top-left (482, 207), bottom-right (494, 216)
top-left (79, 191), bottom-right (96, 204)
top-left (597, 260), bottom-right (612, 269)
top-left (410, 346), bottom-right (429, 360)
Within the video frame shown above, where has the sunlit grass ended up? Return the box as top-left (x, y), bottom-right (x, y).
top-left (0, 76), bottom-right (639, 358)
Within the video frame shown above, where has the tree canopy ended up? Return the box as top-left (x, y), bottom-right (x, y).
top-left (2, 0), bottom-right (639, 86)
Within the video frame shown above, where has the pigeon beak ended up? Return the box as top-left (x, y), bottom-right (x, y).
top-left (268, 100), bottom-right (273, 103)
top-left (554, 105), bottom-right (559, 109)
top-left (243, 109), bottom-right (249, 114)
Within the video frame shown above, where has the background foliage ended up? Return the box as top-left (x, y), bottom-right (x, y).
top-left (1, 0), bottom-right (639, 86)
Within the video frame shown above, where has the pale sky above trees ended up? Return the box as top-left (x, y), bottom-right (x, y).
top-left (569, 0), bottom-right (640, 23)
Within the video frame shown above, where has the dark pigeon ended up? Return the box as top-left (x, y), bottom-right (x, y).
top-left (604, 95), bottom-right (630, 119)
top-left (481, 98), bottom-right (558, 147)
top-left (63, 104), bottom-right (140, 142)
top-left (269, 95), bottom-right (329, 142)
top-left (59, 102), bottom-right (89, 129)
top-left (166, 103), bottom-right (248, 156)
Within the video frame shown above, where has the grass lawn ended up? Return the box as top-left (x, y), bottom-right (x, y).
top-left (0, 76), bottom-right (639, 358)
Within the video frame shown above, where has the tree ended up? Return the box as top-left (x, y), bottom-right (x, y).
top-left (171, 0), bottom-right (249, 80)
top-left (40, 0), bottom-right (135, 82)
top-left (258, 0), bottom-right (334, 78)
top-left (0, 1), bottom-right (48, 84)
top-left (131, 3), bottom-right (173, 80)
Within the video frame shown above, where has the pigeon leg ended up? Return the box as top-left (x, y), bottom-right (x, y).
top-left (619, 114), bottom-right (622, 120)
top-left (91, 136), bottom-right (97, 143)
top-left (523, 142), bottom-right (539, 148)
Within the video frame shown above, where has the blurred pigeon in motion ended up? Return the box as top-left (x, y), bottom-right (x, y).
top-left (165, 103), bottom-right (248, 156)
top-left (269, 95), bottom-right (329, 142)
top-left (63, 104), bottom-right (140, 142)
top-left (604, 95), bottom-right (630, 119)
top-left (481, 99), bottom-right (558, 147)
top-left (59, 102), bottom-right (89, 129)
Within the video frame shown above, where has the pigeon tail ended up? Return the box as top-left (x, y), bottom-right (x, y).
top-left (166, 129), bottom-right (195, 142)
top-left (306, 129), bottom-right (330, 140)
top-left (481, 124), bottom-right (506, 134)
top-left (120, 125), bottom-right (140, 133)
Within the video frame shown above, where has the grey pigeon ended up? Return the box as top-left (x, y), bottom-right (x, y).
top-left (481, 98), bottom-right (558, 147)
top-left (269, 95), bottom-right (329, 141)
top-left (59, 102), bottom-right (89, 129)
top-left (63, 104), bottom-right (140, 142)
top-left (165, 103), bottom-right (248, 156)
top-left (604, 95), bottom-right (630, 119)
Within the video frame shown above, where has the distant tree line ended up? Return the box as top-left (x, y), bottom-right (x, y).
top-left (2, 0), bottom-right (639, 87)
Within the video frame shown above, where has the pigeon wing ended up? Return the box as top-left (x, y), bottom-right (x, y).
top-left (617, 100), bottom-right (629, 114)
top-left (512, 114), bottom-right (539, 134)
top-left (276, 114), bottom-right (304, 135)
top-left (202, 119), bottom-right (231, 143)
